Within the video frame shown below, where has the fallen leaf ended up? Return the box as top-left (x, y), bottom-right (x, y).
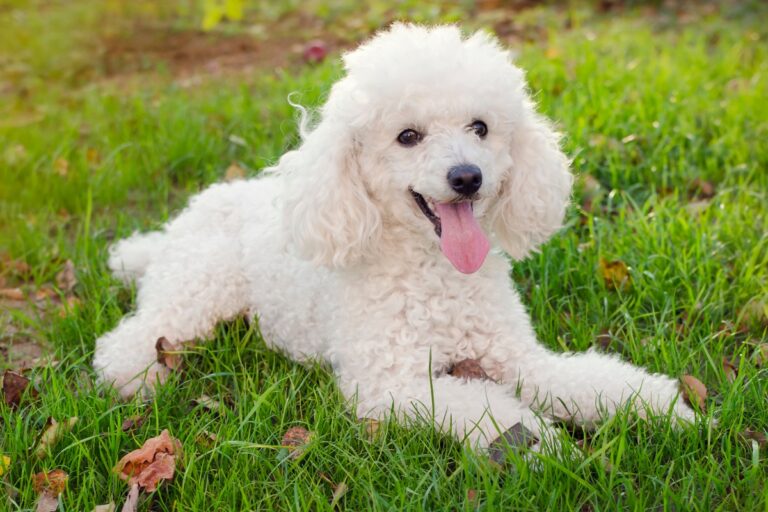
top-left (578, 174), bottom-right (604, 213)
top-left (33, 469), bottom-right (67, 512)
top-left (303, 40), bottom-right (328, 63)
top-left (741, 297), bottom-right (768, 328)
top-left (55, 260), bottom-right (77, 293)
top-left (224, 162), bottom-right (245, 181)
top-left (114, 430), bottom-right (182, 492)
top-left (93, 503), bottom-right (116, 512)
top-left (195, 430), bottom-right (217, 449)
top-left (688, 178), bottom-right (716, 199)
top-left (57, 296), bottom-right (81, 318)
top-left (155, 337), bottom-right (182, 371)
top-left (54, 158), bottom-right (69, 177)
top-left (467, 488), bottom-right (479, 508)
top-left (192, 394), bottom-right (223, 413)
top-left (722, 357), bottom-right (738, 383)
top-left (448, 359), bottom-right (491, 381)
top-left (86, 148), bottom-right (101, 166)
top-left (330, 481), bottom-right (348, 507)
top-left (680, 375), bottom-right (707, 411)
top-left (121, 412), bottom-right (149, 432)
top-left (34, 417), bottom-right (78, 459)
top-left (621, 134), bottom-right (637, 144)
top-left (545, 47), bottom-right (560, 59)
top-left (0, 455), bottom-right (9, 476)
top-left (685, 199), bottom-right (711, 217)
top-left (739, 429), bottom-right (767, 448)
top-left (488, 423), bottom-right (538, 466)
top-left (121, 484), bottom-right (139, 512)
top-left (227, 134), bottom-right (247, 147)
top-left (281, 426), bottom-right (314, 460)
top-left (0, 287), bottom-right (25, 300)
top-left (3, 144), bottom-right (28, 166)
top-left (359, 418), bottom-right (380, 440)
top-left (3, 370), bottom-right (37, 407)
top-left (599, 258), bottom-right (631, 291)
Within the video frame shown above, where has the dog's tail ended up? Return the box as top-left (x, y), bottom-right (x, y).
top-left (108, 231), bottom-right (165, 284)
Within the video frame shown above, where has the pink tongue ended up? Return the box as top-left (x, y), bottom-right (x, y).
top-left (434, 202), bottom-right (490, 274)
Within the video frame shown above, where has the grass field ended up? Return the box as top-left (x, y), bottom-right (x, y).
top-left (1, 1), bottom-right (767, 510)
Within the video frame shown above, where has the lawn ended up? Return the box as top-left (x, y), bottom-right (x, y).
top-left (1, 1), bottom-right (767, 510)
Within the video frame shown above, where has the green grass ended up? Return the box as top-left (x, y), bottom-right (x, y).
top-left (2, 1), bottom-right (767, 510)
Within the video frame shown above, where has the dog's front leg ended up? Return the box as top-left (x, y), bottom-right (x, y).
top-left (511, 347), bottom-right (695, 425)
top-left (336, 368), bottom-right (555, 451)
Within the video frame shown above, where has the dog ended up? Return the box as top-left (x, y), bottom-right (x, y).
top-left (94, 23), bottom-right (694, 452)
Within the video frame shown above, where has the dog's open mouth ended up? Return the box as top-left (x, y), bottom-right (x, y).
top-left (410, 189), bottom-right (490, 274)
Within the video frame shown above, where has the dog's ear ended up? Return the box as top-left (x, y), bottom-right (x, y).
top-left (489, 112), bottom-right (573, 260)
top-left (279, 119), bottom-right (382, 267)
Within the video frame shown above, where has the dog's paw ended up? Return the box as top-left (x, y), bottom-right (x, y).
top-left (93, 342), bottom-right (170, 400)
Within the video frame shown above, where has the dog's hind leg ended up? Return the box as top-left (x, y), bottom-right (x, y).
top-left (94, 234), bottom-right (248, 398)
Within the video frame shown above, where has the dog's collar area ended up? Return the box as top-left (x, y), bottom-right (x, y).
top-left (410, 189), bottom-right (442, 237)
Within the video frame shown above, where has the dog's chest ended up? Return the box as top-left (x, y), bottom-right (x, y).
top-left (339, 256), bottom-right (512, 367)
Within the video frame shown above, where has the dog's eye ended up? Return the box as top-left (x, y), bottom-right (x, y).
top-left (397, 129), bottom-right (422, 147)
top-left (470, 120), bottom-right (488, 139)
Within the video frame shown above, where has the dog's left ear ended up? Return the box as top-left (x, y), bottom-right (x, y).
top-left (489, 112), bottom-right (573, 260)
top-left (278, 118), bottom-right (382, 267)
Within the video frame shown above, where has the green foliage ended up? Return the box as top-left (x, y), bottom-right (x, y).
top-left (202, 0), bottom-right (244, 30)
top-left (1, 1), bottom-right (767, 510)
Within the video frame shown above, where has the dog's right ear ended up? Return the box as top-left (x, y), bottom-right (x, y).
top-left (277, 114), bottom-right (382, 267)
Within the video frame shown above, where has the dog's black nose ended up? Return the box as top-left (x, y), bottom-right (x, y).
top-left (447, 164), bottom-right (482, 196)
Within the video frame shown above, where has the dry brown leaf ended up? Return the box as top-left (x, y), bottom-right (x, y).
top-left (741, 297), bottom-right (768, 328)
top-left (193, 394), bottom-right (223, 413)
top-left (467, 488), bottom-right (479, 508)
top-left (2, 370), bottom-right (37, 408)
top-left (544, 47), bottom-right (560, 59)
top-left (33, 469), bottom-right (67, 512)
top-left (360, 418), bottom-right (380, 440)
top-left (114, 429), bottom-right (182, 492)
top-left (680, 375), bottom-right (707, 411)
top-left (0, 287), bottom-right (25, 300)
top-left (740, 429), bottom-right (767, 448)
top-left (155, 337), bottom-right (182, 371)
top-left (54, 158), bottom-right (69, 177)
top-left (689, 178), bottom-right (716, 199)
top-left (93, 503), bottom-right (116, 512)
top-left (121, 484), bottom-right (139, 512)
top-left (722, 357), bottom-right (738, 383)
top-left (448, 359), bottom-right (491, 381)
top-left (55, 260), bottom-right (77, 293)
top-left (599, 258), bottom-right (631, 291)
top-left (330, 480), bottom-right (348, 507)
top-left (578, 174), bottom-right (604, 213)
top-left (685, 199), bottom-right (711, 217)
top-left (121, 412), bottom-right (149, 432)
top-left (86, 148), bottom-right (101, 166)
top-left (57, 296), bottom-right (81, 318)
top-left (34, 417), bottom-right (78, 459)
top-left (281, 426), bottom-right (314, 460)
top-left (224, 162), bottom-right (245, 181)
top-left (195, 430), bottom-right (217, 449)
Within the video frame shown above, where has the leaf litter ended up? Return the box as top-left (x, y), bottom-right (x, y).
top-left (32, 469), bottom-right (68, 512)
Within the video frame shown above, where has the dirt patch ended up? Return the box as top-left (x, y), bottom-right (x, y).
top-left (101, 24), bottom-right (346, 80)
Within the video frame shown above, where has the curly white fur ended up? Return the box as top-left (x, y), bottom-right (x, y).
top-left (94, 24), bottom-right (694, 451)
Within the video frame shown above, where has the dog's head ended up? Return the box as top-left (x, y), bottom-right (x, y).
top-left (279, 23), bottom-right (573, 272)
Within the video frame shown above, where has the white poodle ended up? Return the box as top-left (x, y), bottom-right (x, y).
top-left (94, 24), bottom-right (694, 452)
